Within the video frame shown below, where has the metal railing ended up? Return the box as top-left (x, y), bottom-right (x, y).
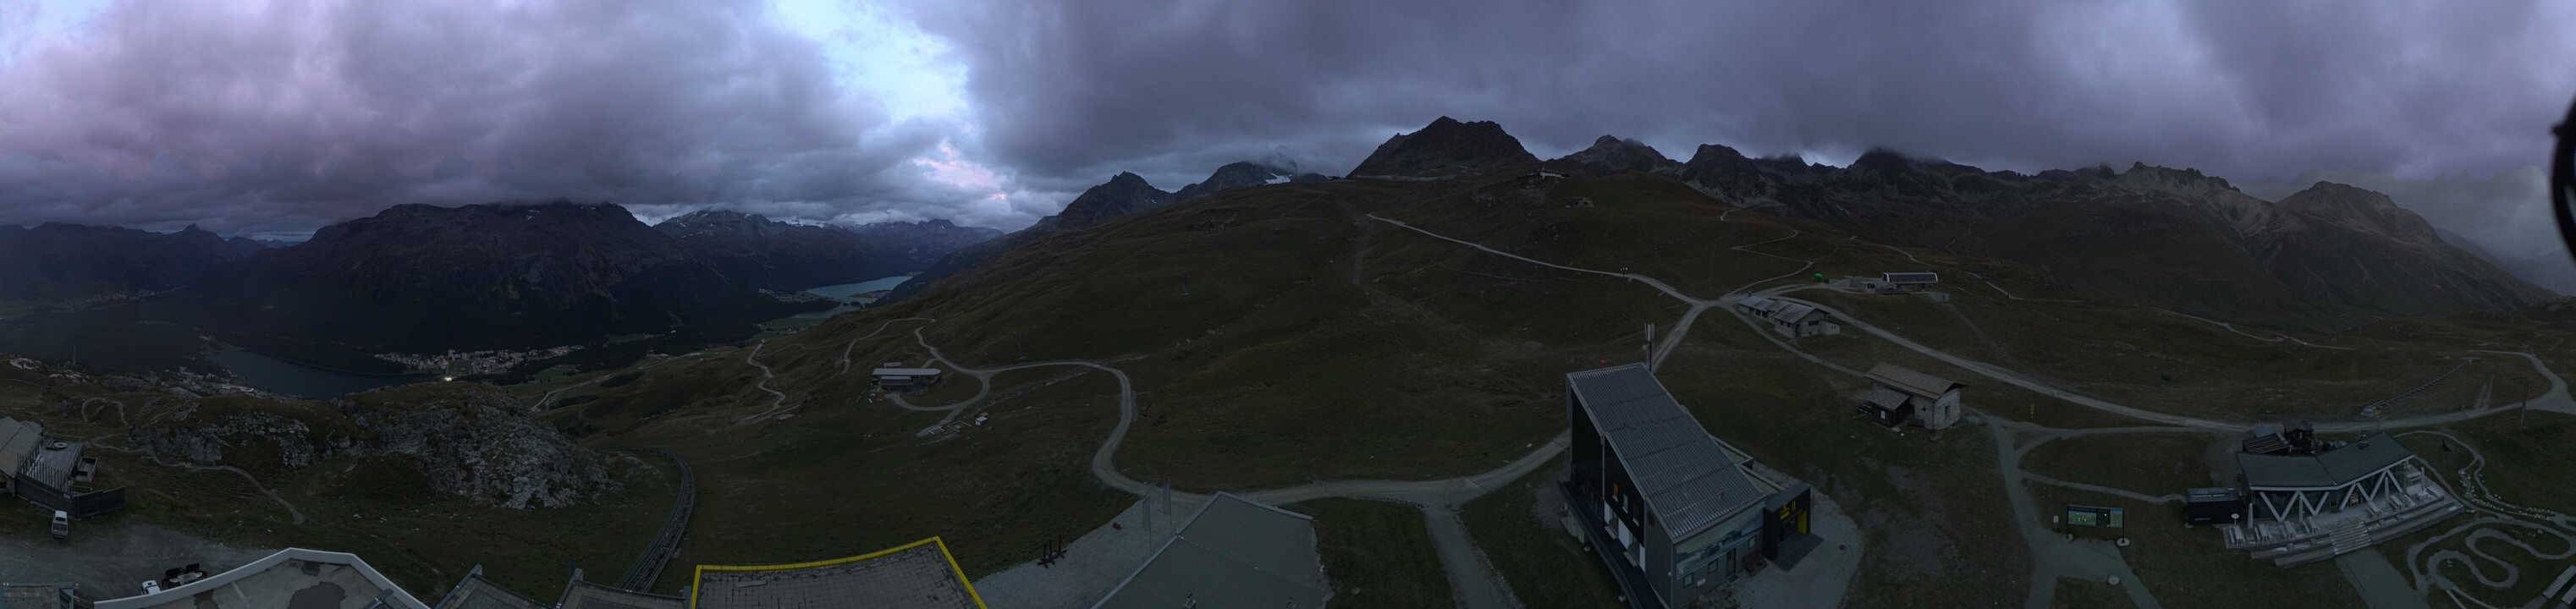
top-left (614, 447), bottom-right (696, 592)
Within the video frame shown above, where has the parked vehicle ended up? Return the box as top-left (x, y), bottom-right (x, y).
top-left (49, 510), bottom-right (69, 542)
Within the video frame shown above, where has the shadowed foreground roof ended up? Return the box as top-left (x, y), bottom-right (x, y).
top-left (690, 537), bottom-right (983, 609)
top-left (1568, 363), bottom-right (1764, 539)
top-left (433, 567), bottom-right (545, 609)
top-left (1093, 492), bottom-right (1329, 609)
top-left (556, 578), bottom-right (682, 609)
top-left (95, 548), bottom-right (431, 609)
top-left (2, 583), bottom-right (76, 609)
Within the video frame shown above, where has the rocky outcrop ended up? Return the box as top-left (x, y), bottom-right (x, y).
top-left (1038, 173), bottom-right (1175, 232)
top-left (129, 384), bottom-right (615, 509)
top-left (1347, 117), bottom-right (1538, 178)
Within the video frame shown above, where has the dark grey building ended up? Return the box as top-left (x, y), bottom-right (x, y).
top-left (1094, 492), bottom-right (1329, 609)
top-left (1564, 364), bottom-right (1812, 609)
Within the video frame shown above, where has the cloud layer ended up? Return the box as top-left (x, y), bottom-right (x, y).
top-left (0, 0), bottom-right (984, 237)
top-left (3, 1), bottom-right (2573, 244)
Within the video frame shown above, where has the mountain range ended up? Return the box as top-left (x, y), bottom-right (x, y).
top-left (0, 223), bottom-right (270, 300)
top-left (1, 202), bottom-right (999, 370)
top-left (889, 161), bottom-right (1325, 300)
top-left (655, 210), bottom-right (998, 291)
top-left (893, 115), bottom-right (2549, 326)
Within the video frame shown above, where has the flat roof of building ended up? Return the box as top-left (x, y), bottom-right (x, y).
top-left (1568, 363), bottom-right (1764, 540)
top-left (1093, 492), bottom-right (1329, 609)
top-left (1866, 363), bottom-right (1963, 399)
top-left (691, 537), bottom-right (983, 609)
top-left (872, 368), bottom-right (944, 376)
top-left (555, 579), bottom-right (682, 609)
top-left (1882, 272), bottom-right (1940, 283)
top-left (96, 548), bottom-right (432, 609)
top-left (0, 416), bottom-right (43, 478)
top-left (2238, 433), bottom-right (2415, 490)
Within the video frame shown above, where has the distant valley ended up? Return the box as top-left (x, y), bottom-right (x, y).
top-left (0, 202), bottom-right (999, 393)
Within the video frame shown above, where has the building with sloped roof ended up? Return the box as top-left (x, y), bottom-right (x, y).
top-left (1093, 492), bottom-right (1329, 609)
top-left (691, 537), bottom-right (984, 609)
top-left (1764, 302), bottom-right (1840, 338)
top-left (1861, 363), bottom-right (1963, 430)
top-left (1564, 364), bottom-right (1814, 609)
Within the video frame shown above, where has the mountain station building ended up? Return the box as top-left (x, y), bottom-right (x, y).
top-left (2221, 431), bottom-right (2463, 566)
top-left (1563, 364), bottom-right (1817, 609)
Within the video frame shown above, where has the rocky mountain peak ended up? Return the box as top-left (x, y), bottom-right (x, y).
top-left (1047, 173), bottom-right (1175, 231)
top-left (1558, 134), bottom-right (1676, 174)
top-left (1175, 161), bottom-right (1296, 202)
top-left (2276, 181), bottom-right (2444, 248)
top-left (1347, 116), bottom-right (1538, 178)
top-left (2115, 163), bottom-right (2240, 197)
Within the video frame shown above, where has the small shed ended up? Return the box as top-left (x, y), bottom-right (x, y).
top-left (2184, 487), bottom-right (2247, 525)
top-left (871, 367), bottom-right (944, 390)
top-left (1861, 363), bottom-right (1964, 430)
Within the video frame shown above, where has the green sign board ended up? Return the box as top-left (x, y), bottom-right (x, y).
top-left (2064, 505), bottom-right (2125, 528)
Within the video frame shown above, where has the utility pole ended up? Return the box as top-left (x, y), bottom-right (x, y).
top-left (1643, 323), bottom-right (1655, 369)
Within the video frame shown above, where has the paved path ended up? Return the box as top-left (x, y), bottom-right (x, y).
top-left (2336, 551), bottom-right (2434, 609)
top-left (1989, 421), bottom-right (2165, 609)
top-left (837, 316), bottom-right (938, 373)
top-left (2155, 309), bottom-right (2355, 351)
top-left (902, 322), bottom-right (1549, 606)
top-left (0, 523), bottom-right (267, 596)
top-left (2473, 350), bottom-right (2576, 414)
top-left (2400, 430), bottom-right (2576, 607)
top-left (1756, 292), bottom-right (2546, 433)
top-left (731, 341), bottom-right (795, 425)
top-left (532, 351), bottom-right (713, 411)
top-left (2023, 473), bottom-right (2182, 504)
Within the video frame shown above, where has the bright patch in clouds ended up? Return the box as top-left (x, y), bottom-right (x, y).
top-left (911, 140), bottom-right (1003, 192)
top-left (771, 0), bottom-right (968, 123)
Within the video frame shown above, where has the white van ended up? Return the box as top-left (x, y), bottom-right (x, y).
top-left (48, 510), bottom-right (69, 541)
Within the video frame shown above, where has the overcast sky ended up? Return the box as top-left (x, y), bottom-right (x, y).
top-left (2, 1), bottom-right (2572, 253)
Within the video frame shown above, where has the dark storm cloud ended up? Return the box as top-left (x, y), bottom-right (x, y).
top-left (0, 0), bottom-right (958, 238)
top-left (903, 0), bottom-right (2573, 192)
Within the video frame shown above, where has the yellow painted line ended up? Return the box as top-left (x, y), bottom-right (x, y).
top-left (933, 537), bottom-right (990, 609)
top-left (687, 537), bottom-right (985, 608)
